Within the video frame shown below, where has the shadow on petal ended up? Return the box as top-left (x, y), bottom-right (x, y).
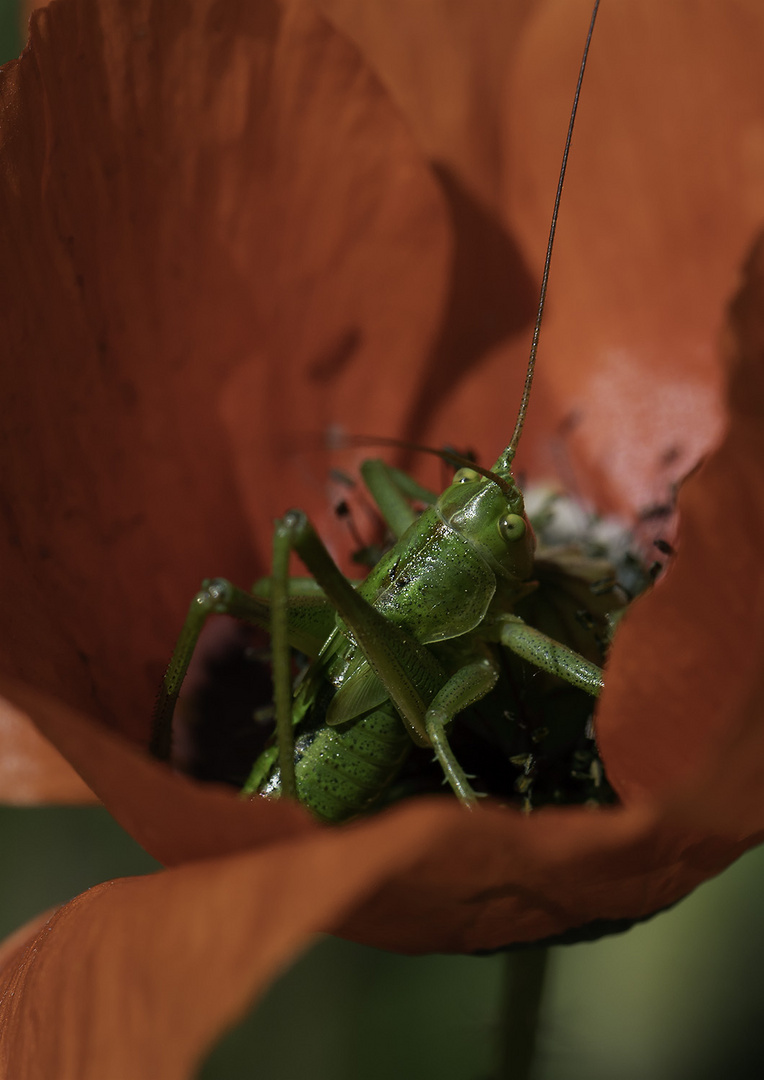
top-left (0, 0), bottom-right (450, 751)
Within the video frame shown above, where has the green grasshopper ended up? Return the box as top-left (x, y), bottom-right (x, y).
top-left (151, 0), bottom-right (630, 822)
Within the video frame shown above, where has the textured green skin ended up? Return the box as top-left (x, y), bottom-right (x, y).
top-left (249, 472), bottom-right (539, 822)
top-left (258, 700), bottom-right (411, 822)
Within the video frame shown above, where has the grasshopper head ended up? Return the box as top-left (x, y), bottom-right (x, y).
top-left (437, 465), bottom-right (536, 583)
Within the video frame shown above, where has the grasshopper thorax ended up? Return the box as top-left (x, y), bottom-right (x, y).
top-left (436, 466), bottom-right (536, 583)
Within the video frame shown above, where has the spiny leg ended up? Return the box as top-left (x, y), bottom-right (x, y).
top-left (152, 575), bottom-right (333, 769)
top-left (499, 615), bottom-right (604, 696)
top-left (151, 580), bottom-right (274, 761)
top-left (270, 511), bottom-right (502, 809)
top-left (424, 655), bottom-right (500, 806)
top-left (360, 463), bottom-right (503, 805)
top-left (253, 576), bottom-right (334, 599)
top-left (272, 510), bottom-right (443, 742)
top-left (271, 521), bottom-right (297, 798)
top-left (360, 459), bottom-right (437, 539)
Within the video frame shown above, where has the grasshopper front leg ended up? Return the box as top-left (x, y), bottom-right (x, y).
top-left (151, 577), bottom-right (333, 764)
top-left (424, 655), bottom-right (499, 803)
top-left (499, 615), bottom-right (604, 697)
top-left (151, 580), bottom-right (275, 761)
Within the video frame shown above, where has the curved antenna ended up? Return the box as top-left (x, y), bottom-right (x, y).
top-left (495, 0), bottom-right (600, 474)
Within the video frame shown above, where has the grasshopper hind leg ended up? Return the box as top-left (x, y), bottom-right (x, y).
top-left (270, 510), bottom-right (499, 813)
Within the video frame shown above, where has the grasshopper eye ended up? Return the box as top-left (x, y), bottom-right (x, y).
top-left (499, 514), bottom-right (526, 543)
top-left (453, 467), bottom-right (480, 483)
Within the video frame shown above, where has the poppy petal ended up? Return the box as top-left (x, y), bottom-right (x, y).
top-left (0, 803), bottom-right (452, 1078)
top-left (0, 0), bottom-right (450, 754)
top-left (0, 696), bottom-right (94, 804)
top-left (600, 231), bottom-right (764, 836)
top-left (503, 0), bottom-right (764, 514)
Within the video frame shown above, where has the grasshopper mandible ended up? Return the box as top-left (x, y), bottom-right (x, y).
top-left (151, 0), bottom-right (631, 822)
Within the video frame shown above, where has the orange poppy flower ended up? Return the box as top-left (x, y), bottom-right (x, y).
top-left (2, 0), bottom-right (764, 1074)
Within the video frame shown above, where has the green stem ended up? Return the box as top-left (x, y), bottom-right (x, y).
top-left (497, 946), bottom-right (550, 1080)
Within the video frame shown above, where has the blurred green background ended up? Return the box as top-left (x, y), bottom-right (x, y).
top-left (0, 0), bottom-right (20, 64)
top-left (3, 8), bottom-right (764, 1079)
top-left (3, 803), bottom-right (764, 1079)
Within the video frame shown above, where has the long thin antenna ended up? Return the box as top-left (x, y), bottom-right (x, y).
top-left (498, 0), bottom-right (600, 470)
